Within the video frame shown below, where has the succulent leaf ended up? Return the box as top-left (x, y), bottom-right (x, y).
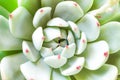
top-left (74, 64), bottom-right (118, 80)
top-left (44, 55), bottom-right (67, 68)
top-left (52, 69), bottom-right (71, 80)
top-left (18, 0), bottom-right (41, 15)
top-left (107, 50), bottom-right (120, 75)
top-left (68, 21), bottom-right (80, 39)
top-left (54, 1), bottom-right (84, 22)
top-left (53, 46), bottom-right (64, 55)
top-left (47, 17), bottom-right (69, 27)
top-left (33, 7), bottom-right (52, 28)
top-left (22, 41), bottom-right (40, 62)
top-left (32, 27), bottom-right (44, 50)
top-left (75, 32), bottom-right (87, 55)
top-left (41, 0), bottom-right (63, 13)
top-left (77, 14), bottom-right (100, 42)
top-left (60, 57), bottom-right (85, 76)
top-left (0, 6), bottom-right (10, 18)
top-left (0, 15), bottom-right (22, 51)
top-left (43, 41), bottom-right (59, 49)
top-left (40, 47), bottom-right (54, 58)
top-left (44, 27), bottom-right (61, 42)
top-left (82, 41), bottom-right (109, 70)
top-left (1, 53), bottom-right (27, 80)
top-left (98, 22), bottom-right (120, 53)
top-left (9, 7), bottom-right (35, 40)
top-left (20, 59), bottom-right (52, 80)
top-left (67, 30), bottom-right (75, 44)
top-left (0, 0), bottom-right (17, 12)
top-left (61, 43), bottom-right (76, 58)
top-left (74, 0), bottom-right (94, 13)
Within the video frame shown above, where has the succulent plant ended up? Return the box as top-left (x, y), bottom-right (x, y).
top-left (0, 0), bottom-right (120, 80)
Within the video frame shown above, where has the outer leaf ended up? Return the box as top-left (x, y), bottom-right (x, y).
top-left (0, 15), bottom-right (22, 51)
top-left (91, 0), bottom-right (108, 9)
top-left (74, 0), bottom-right (94, 13)
top-left (98, 22), bottom-right (120, 53)
top-left (74, 64), bottom-right (118, 80)
top-left (18, 0), bottom-right (41, 15)
top-left (0, 0), bottom-right (17, 12)
top-left (0, 50), bottom-right (21, 60)
top-left (20, 59), bottom-right (52, 80)
top-left (0, 6), bottom-right (10, 18)
top-left (82, 41), bottom-right (109, 70)
top-left (60, 57), bottom-right (85, 76)
top-left (41, 0), bottom-right (63, 13)
top-left (52, 69), bottom-right (71, 80)
top-left (107, 50), bottom-right (120, 75)
top-left (1, 53), bottom-right (27, 80)
top-left (90, 0), bottom-right (119, 24)
top-left (77, 14), bottom-right (100, 42)
top-left (9, 7), bottom-right (35, 40)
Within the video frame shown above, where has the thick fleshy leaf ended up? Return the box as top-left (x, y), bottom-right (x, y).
top-left (0, 50), bottom-right (21, 60)
top-left (52, 69), bottom-right (71, 80)
top-left (60, 57), bottom-right (85, 76)
top-left (20, 59), bottom-right (52, 80)
top-left (98, 22), bottom-right (120, 53)
top-left (0, 15), bottom-right (22, 51)
top-left (22, 41), bottom-right (40, 62)
top-left (61, 43), bottom-right (76, 58)
top-left (67, 30), bottom-right (75, 44)
top-left (77, 14), bottom-right (100, 42)
top-left (1, 53), bottom-right (27, 80)
top-left (91, 0), bottom-right (108, 9)
top-left (18, 0), bottom-right (41, 15)
top-left (60, 29), bottom-right (67, 39)
top-left (41, 0), bottom-right (63, 13)
top-left (53, 46), bottom-right (63, 55)
top-left (74, 0), bottom-right (94, 13)
top-left (40, 47), bottom-right (54, 58)
top-left (0, 6), bottom-right (10, 18)
top-left (82, 41), bottom-right (109, 70)
top-left (76, 32), bottom-right (87, 55)
top-left (32, 27), bottom-right (44, 50)
top-left (43, 41), bottom-right (59, 49)
top-left (90, 0), bottom-right (119, 24)
top-left (47, 17), bottom-right (69, 27)
top-left (0, 0), bottom-right (17, 12)
top-left (68, 21), bottom-right (80, 39)
top-left (54, 1), bottom-right (84, 22)
top-left (44, 55), bottom-right (67, 68)
top-left (33, 7), bottom-right (52, 28)
top-left (107, 50), bottom-right (120, 75)
top-left (44, 27), bottom-right (61, 42)
top-left (74, 64), bottom-right (118, 80)
top-left (9, 7), bottom-right (35, 40)
top-left (118, 77), bottom-right (120, 80)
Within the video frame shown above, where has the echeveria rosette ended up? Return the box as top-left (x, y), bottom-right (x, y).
top-left (0, 0), bottom-right (120, 80)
